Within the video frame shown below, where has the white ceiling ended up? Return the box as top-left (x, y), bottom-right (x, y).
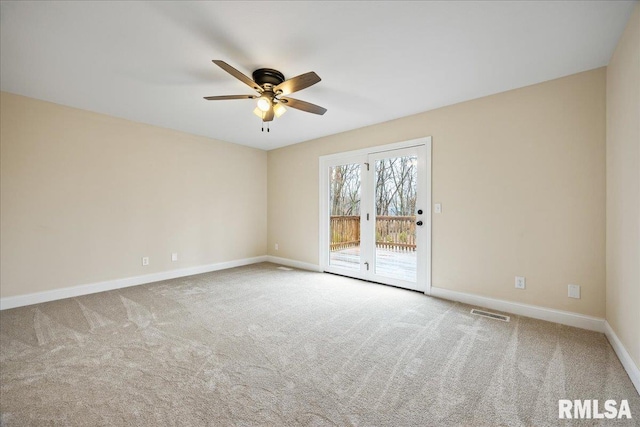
top-left (0, 1), bottom-right (635, 150)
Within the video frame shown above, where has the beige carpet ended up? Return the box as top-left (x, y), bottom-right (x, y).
top-left (1, 263), bottom-right (638, 426)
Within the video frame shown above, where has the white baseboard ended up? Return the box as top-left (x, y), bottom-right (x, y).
top-left (265, 255), bottom-right (322, 272)
top-left (604, 321), bottom-right (640, 394)
top-left (430, 286), bottom-right (605, 333)
top-left (0, 256), bottom-right (268, 310)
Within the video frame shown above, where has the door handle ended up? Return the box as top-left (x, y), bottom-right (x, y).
top-left (416, 221), bottom-right (423, 226)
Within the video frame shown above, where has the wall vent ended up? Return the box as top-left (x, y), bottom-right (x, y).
top-left (470, 309), bottom-right (510, 322)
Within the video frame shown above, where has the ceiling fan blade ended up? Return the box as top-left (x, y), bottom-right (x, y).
top-left (212, 60), bottom-right (262, 92)
top-left (203, 95), bottom-right (257, 100)
top-left (274, 72), bottom-right (321, 96)
top-left (280, 97), bottom-right (327, 115)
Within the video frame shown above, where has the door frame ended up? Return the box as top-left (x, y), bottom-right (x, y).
top-left (319, 137), bottom-right (432, 295)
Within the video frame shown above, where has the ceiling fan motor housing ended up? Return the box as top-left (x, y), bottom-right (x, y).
top-left (252, 68), bottom-right (285, 88)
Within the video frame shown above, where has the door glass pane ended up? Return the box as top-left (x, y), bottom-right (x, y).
top-left (374, 155), bottom-right (417, 282)
top-left (329, 163), bottom-right (361, 270)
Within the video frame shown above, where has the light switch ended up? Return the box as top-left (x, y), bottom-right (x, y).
top-left (434, 203), bottom-right (442, 214)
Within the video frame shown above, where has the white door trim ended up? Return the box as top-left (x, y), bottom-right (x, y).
top-left (319, 137), bottom-right (432, 294)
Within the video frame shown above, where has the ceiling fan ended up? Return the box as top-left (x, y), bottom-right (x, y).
top-left (204, 60), bottom-right (327, 125)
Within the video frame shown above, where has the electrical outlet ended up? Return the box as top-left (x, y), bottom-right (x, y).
top-left (568, 284), bottom-right (581, 299)
top-left (142, 257), bottom-right (149, 266)
top-left (515, 276), bottom-right (526, 289)
top-left (171, 253), bottom-right (178, 262)
top-left (275, 243), bottom-right (279, 251)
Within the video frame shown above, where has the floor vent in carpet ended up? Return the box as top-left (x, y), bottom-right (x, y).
top-left (470, 309), bottom-right (510, 322)
top-left (277, 266), bottom-right (293, 271)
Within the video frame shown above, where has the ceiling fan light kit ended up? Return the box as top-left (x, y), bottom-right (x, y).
top-left (204, 60), bottom-right (326, 132)
top-left (273, 103), bottom-right (286, 118)
top-left (256, 96), bottom-right (271, 112)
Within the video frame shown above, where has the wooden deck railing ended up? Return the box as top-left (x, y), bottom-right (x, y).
top-left (330, 215), bottom-right (416, 252)
top-left (375, 216), bottom-right (416, 251)
top-left (330, 215), bottom-right (360, 250)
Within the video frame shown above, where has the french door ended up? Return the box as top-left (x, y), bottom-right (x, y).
top-left (319, 138), bottom-right (431, 293)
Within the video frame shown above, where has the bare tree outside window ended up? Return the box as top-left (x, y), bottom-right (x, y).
top-left (330, 164), bottom-right (361, 216)
top-left (375, 156), bottom-right (417, 216)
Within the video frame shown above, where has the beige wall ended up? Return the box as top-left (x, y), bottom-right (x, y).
top-left (268, 68), bottom-right (606, 317)
top-left (0, 92), bottom-right (267, 298)
top-left (606, 4), bottom-right (640, 368)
